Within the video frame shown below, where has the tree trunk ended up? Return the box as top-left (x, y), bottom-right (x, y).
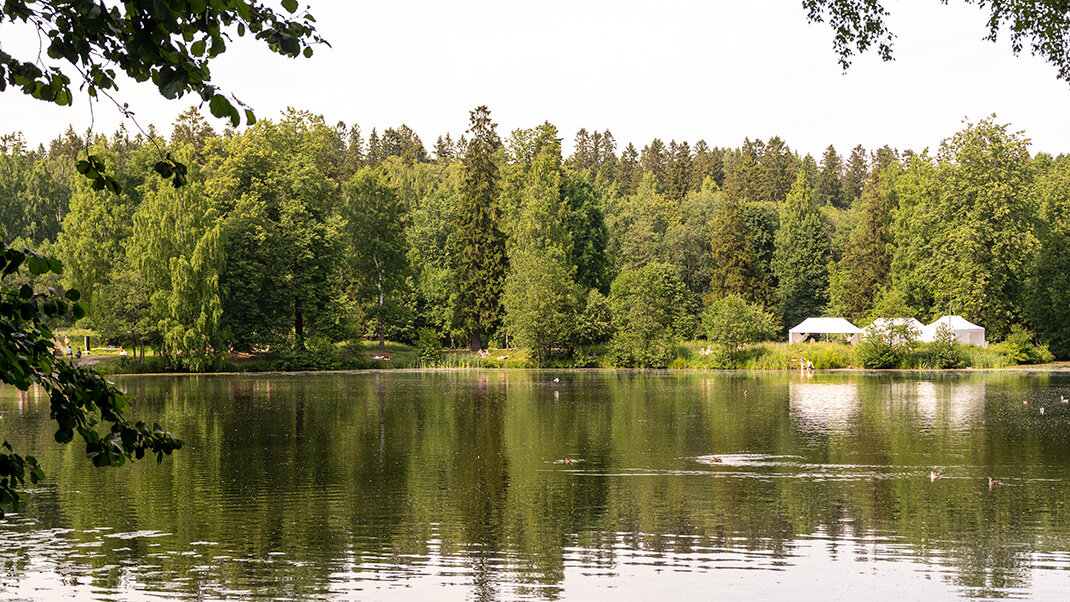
top-left (378, 276), bottom-right (385, 351)
top-left (469, 331), bottom-right (481, 352)
top-left (294, 300), bottom-right (305, 351)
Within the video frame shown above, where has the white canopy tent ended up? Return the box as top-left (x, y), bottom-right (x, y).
top-left (788, 317), bottom-right (863, 344)
top-left (921, 315), bottom-right (986, 347)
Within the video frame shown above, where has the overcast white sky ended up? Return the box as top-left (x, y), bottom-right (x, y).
top-left (2, 0), bottom-right (1068, 157)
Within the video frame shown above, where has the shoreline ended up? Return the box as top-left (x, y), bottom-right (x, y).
top-left (99, 363), bottom-right (1070, 378)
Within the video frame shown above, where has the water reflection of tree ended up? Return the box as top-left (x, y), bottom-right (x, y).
top-left (3, 371), bottom-right (1070, 599)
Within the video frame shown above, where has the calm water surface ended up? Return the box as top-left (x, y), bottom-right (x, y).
top-left (1, 370), bottom-right (1068, 600)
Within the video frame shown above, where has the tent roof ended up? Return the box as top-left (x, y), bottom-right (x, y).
top-left (869, 317), bottom-right (925, 330)
top-left (789, 317), bottom-right (862, 334)
top-left (926, 315), bottom-right (984, 332)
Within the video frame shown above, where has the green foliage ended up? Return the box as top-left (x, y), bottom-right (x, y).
top-left (0, 0), bottom-right (323, 118)
top-left (993, 325), bottom-right (1054, 365)
top-left (664, 186), bottom-right (717, 297)
top-left (0, 239), bottom-right (181, 516)
top-left (838, 174), bottom-right (894, 320)
top-left (804, 0), bottom-right (1070, 83)
top-left (8, 107), bottom-right (1070, 373)
top-left (773, 172), bottom-right (830, 330)
top-left (890, 117), bottom-right (1034, 340)
top-left (272, 336), bottom-right (346, 371)
top-left (857, 322), bottom-right (918, 369)
top-left (563, 173), bottom-right (610, 294)
top-left (1029, 158), bottom-right (1070, 358)
top-left (504, 249), bottom-right (579, 362)
top-left (575, 290), bottom-right (614, 348)
top-left (607, 263), bottom-right (694, 368)
top-left (816, 144), bottom-right (843, 207)
top-left (927, 323), bottom-right (966, 369)
top-left (416, 328), bottom-right (444, 366)
top-left (214, 111), bottom-right (340, 352)
top-left (701, 295), bottom-right (776, 358)
top-left (453, 106), bottom-right (507, 350)
top-left (502, 123), bottom-right (581, 363)
top-left (708, 195), bottom-right (770, 307)
top-left (342, 168), bottom-right (409, 350)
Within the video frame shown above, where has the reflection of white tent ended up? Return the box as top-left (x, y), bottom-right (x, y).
top-left (789, 381), bottom-right (860, 432)
top-left (867, 318), bottom-right (924, 343)
top-left (788, 317), bottom-right (862, 344)
top-left (921, 315), bottom-right (986, 347)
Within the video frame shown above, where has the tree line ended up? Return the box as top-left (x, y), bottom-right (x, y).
top-left (1, 107), bottom-right (1067, 368)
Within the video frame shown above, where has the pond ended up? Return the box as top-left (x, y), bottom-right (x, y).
top-left (1, 370), bottom-right (1068, 600)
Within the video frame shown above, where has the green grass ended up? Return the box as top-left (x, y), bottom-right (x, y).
top-left (670, 339), bottom-right (1031, 370)
top-left (88, 336), bottom-right (1046, 374)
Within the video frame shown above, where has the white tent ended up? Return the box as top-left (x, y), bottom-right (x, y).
top-left (788, 317), bottom-right (862, 344)
top-left (867, 318), bottom-right (925, 344)
top-left (921, 315), bottom-right (986, 347)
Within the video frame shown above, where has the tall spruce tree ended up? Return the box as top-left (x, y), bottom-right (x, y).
top-left (617, 143), bottom-right (642, 195)
top-left (838, 177), bottom-right (893, 319)
top-left (843, 144), bottom-right (867, 205)
top-left (690, 140), bottom-right (724, 190)
top-left (666, 140), bottom-right (692, 201)
top-left (760, 136), bottom-right (797, 203)
top-left (453, 106), bottom-right (508, 350)
top-left (709, 195), bottom-right (771, 308)
top-left (723, 140), bottom-right (764, 204)
top-left (773, 172), bottom-right (831, 330)
top-left (817, 144), bottom-right (844, 207)
top-left (640, 139), bottom-right (670, 193)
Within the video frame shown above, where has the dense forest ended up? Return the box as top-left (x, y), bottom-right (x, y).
top-left (1, 106), bottom-right (1068, 369)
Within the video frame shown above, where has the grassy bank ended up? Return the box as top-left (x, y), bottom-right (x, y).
top-left (89, 338), bottom-right (1049, 374)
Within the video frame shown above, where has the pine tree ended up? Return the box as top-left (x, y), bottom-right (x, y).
top-left (760, 136), bottom-right (796, 203)
top-left (593, 130), bottom-right (618, 182)
top-left (618, 143), bottom-right (641, 195)
top-left (723, 139), bottom-right (763, 204)
top-left (366, 128), bottom-right (381, 166)
top-left (433, 134), bottom-right (455, 162)
top-left (839, 177), bottom-right (893, 319)
top-left (347, 124), bottom-right (365, 167)
top-left (690, 140), bottom-right (723, 190)
top-left (773, 172), bottom-right (831, 330)
top-left (666, 140), bottom-right (691, 201)
top-left (817, 144), bottom-right (844, 207)
top-left (709, 195), bottom-right (770, 308)
top-left (570, 128), bottom-right (595, 176)
top-left (843, 144), bottom-right (867, 206)
top-left (640, 138), bottom-right (669, 192)
top-left (453, 106), bottom-right (508, 350)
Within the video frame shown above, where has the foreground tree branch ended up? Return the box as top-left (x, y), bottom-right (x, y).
top-left (804, 1), bottom-right (1070, 82)
top-left (0, 238), bottom-right (182, 516)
